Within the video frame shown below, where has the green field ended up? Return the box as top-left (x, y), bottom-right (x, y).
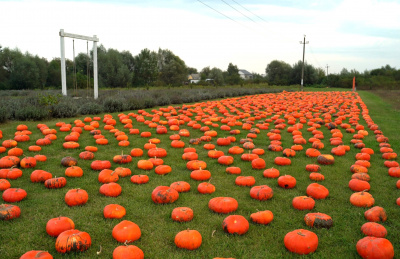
top-left (0, 89), bottom-right (399, 258)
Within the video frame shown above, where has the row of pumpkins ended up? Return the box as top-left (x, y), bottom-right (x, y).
top-left (0, 91), bottom-right (399, 258)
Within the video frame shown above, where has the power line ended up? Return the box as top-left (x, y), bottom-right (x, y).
top-left (196, 0), bottom-right (248, 29)
top-left (220, 0), bottom-right (257, 24)
top-left (230, 0), bottom-right (269, 24)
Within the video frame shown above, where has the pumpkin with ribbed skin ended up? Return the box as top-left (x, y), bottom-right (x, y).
top-left (352, 173), bottom-right (370, 182)
top-left (55, 229), bottom-right (91, 253)
top-left (361, 222), bottom-right (387, 238)
top-left (226, 166), bottom-right (241, 175)
top-left (170, 181), bottom-right (191, 193)
top-left (356, 237), bottom-right (394, 259)
top-left (222, 215), bottom-right (249, 235)
top-left (46, 216), bottom-right (75, 237)
top-left (197, 182), bottom-right (215, 194)
top-left (306, 183), bottom-right (329, 200)
top-left (364, 206), bottom-right (387, 222)
top-left (44, 177), bottom-right (67, 189)
top-left (151, 186), bottom-right (179, 204)
top-left (317, 154), bottom-right (334, 165)
top-left (274, 157), bottom-right (291, 166)
top-left (103, 204), bottom-right (126, 219)
top-left (349, 179), bottom-right (370, 192)
top-left (284, 229), bottom-right (318, 255)
top-left (2, 188), bottom-right (27, 202)
top-left (99, 182), bottom-right (122, 197)
top-left (174, 229), bottom-right (202, 250)
top-left (263, 168), bottom-right (280, 178)
top-left (292, 196), bottom-right (315, 210)
top-left (130, 175), bottom-right (149, 184)
top-left (20, 251), bottom-right (53, 258)
top-left (235, 176), bottom-right (255, 187)
top-left (0, 204), bottom-right (21, 220)
top-left (186, 160), bottom-right (207, 170)
top-left (350, 190), bottom-right (375, 207)
top-left (65, 189), bottom-right (88, 206)
top-left (309, 172), bottom-right (324, 181)
top-left (304, 212), bottom-right (333, 229)
top-left (250, 185), bottom-right (273, 201)
top-left (113, 245), bottom-right (144, 259)
top-left (61, 157), bottom-right (78, 167)
top-left (251, 158), bottom-right (266, 169)
top-left (277, 175), bottom-right (296, 189)
top-left (171, 207), bottom-right (194, 222)
top-left (112, 220), bottom-right (141, 243)
top-left (190, 168), bottom-right (211, 181)
top-left (208, 197), bottom-right (238, 214)
top-left (65, 166), bottom-right (83, 178)
top-left (0, 179), bottom-right (11, 191)
top-left (250, 210), bottom-right (273, 225)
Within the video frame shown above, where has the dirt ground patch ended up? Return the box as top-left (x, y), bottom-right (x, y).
top-left (369, 90), bottom-right (400, 111)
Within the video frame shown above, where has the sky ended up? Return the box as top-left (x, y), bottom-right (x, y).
top-left (0, 0), bottom-right (399, 75)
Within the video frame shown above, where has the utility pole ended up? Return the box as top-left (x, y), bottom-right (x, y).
top-left (299, 35), bottom-right (309, 91)
top-left (326, 65), bottom-right (329, 76)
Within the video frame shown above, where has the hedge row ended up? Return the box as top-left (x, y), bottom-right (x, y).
top-left (0, 86), bottom-right (286, 122)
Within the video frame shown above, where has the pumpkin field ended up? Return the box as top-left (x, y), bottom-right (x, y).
top-left (0, 90), bottom-right (399, 258)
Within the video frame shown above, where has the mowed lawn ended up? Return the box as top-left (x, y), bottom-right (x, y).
top-left (0, 89), bottom-right (399, 258)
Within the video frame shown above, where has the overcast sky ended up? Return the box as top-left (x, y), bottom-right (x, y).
top-left (1, 0), bottom-right (399, 74)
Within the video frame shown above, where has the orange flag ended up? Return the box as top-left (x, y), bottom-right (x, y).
top-left (352, 77), bottom-right (355, 91)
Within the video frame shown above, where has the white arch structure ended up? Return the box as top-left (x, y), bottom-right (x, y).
top-left (59, 29), bottom-right (99, 99)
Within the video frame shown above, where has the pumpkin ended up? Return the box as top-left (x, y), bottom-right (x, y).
top-left (19, 251), bottom-right (53, 259)
top-left (65, 166), bottom-right (83, 178)
top-left (0, 204), bottom-right (21, 220)
top-left (61, 157), bottom-right (77, 167)
top-left (284, 229), bottom-right (318, 255)
top-left (113, 244), bottom-right (144, 259)
top-left (79, 151), bottom-right (94, 160)
top-left (217, 155), bottom-right (234, 165)
top-left (98, 169), bottom-right (119, 183)
top-left (361, 222), bottom-right (387, 238)
top-left (356, 237), bottom-right (394, 259)
top-left (208, 150), bottom-right (225, 159)
top-left (186, 160), bottom-right (207, 170)
top-left (388, 167), bottom-right (400, 177)
top-left (112, 220), bottom-right (141, 243)
top-left (250, 210), bottom-right (273, 225)
top-left (292, 196), bottom-right (315, 210)
top-left (55, 229), bottom-right (91, 253)
top-left (20, 156), bottom-right (36, 168)
top-left (130, 175), bottom-right (149, 184)
top-left (305, 148), bottom-right (321, 158)
top-left (274, 157), bottom-right (291, 166)
top-left (317, 154), bottom-right (334, 165)
top-left (113, 153), bottom-right (132, 164)
top-left (64, 189), bottom-right (88, 206)
top-left (306, 183), bottom-right (329, 199)
top-left (349, 179), bottom-right (370, 192)
top-left (277, 175), bottom-right (296, 189)
top-left (282, 148), bottom-right (296, 157)
top-left (170, 181), bottom-right (190, 193)
top-left (250, 185), bottom-right (273, 201)
top-left (99, 182), bottom-right (122, 197)
top-left (174, 229), bottom-right (202, 250)
top-left (235, 176), bottom-right (255, 187)
top-left (309, 172), bottom-right (324, 181)
top-left (250, 158), bottom-right (265, 169)
top-left (114, 167), bottom-right (132, 177)
top-left (151, 186), bottom-right (179, 204)
top-left (197, 181), bottom-right (215, 194)
top-left (182, 152), bottom-right (198, 161)
top-left (46, 216), bottom-right (75, 237)
top-left (226, 166), bottom-right (241, 175)
top-left (0, 167), bottom-right (22, 179)
top-left (0, 179), bottom-right (11, 191)
top-left (137, 160), bottom-right (154, 170)
top-left (171, 207), bottom-right (194, 222)
top-left (104, 204), bottom-right (126, 219)
top-left (364, 206), bottom-right (387, 222)
top-left (7, 147), bottom-right (23, 157)
top-left (351, 164), bottom-right (369, 174)
top-left (352, 173), bottom-right (370, 182)
top-left (304, 212), bottom-right (333, 229)
top-left (44, 177), bottom-right (67, 189)
top-left (222, 215), bottom-right (249, 235)
top-left (208, 197), bottom-right (238, 214)
top-left (263, 168), bottom-right (280, 178)
top-left (350, 190), bottom-right (375, 207)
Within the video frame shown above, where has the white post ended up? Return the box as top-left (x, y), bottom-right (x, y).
top-left (93, 36), bottom-right (98, 99)
top-left (60, 29), bottom-right (67, 96)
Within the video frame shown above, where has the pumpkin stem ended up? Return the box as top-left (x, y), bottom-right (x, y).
top-left (35, 251), bottom-right (48, 258)
top-left (211, 229), bottom-right (216, 237)
top-left (297, 231), bottom-right (306, 236)
top-left (96, 245), bottom-right (102, 255)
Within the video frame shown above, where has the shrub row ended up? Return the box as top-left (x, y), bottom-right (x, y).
top-left (0, 86), bottom-right (287, 122)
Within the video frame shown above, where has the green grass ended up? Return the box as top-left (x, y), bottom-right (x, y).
top-left (0, 89), bottom-right (399, 258)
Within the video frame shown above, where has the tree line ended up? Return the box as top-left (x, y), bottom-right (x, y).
top-left (0, 44), bottom-right (399, 90)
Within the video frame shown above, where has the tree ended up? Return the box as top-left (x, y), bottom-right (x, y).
top-left (225, 63), bottom-right (241, 85)
top-left (33, 55), bottom-right (48, 89)
top-left (187, 67), bottom-right (198, 75)
top-left (132, 48), bottom-right (158, 86)
top-left (46, 58), bottom-right (61, 87)
top-left (209, 67), bottom-right (224, 85)
top-left (157, 49), bottom-right (187, 86)
top-left (265, 60), bottom-right (291, 85)
top-left (9, 56), bottom-right (40, 90)
top-left (200, 66), bottom-right (211, 80)
top-left (290, 61), bottom-right (317, 85)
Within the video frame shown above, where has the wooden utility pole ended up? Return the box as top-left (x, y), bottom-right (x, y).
top-left (299, 35), bottom-right (309, 91)
top-left (326, 65), bottom-right (329, 76)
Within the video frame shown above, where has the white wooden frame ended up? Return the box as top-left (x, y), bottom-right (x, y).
top-left (59, 29), bottom-right (99, 99)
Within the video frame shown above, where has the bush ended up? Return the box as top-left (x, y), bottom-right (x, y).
top-left (0, 107), bottom-right (9, 123)
top-left (156, 95), bottom-right (171, 106)
top-left (78, 102), bottom-right (103, 115)
top-left (103, 97), bottom-right (127, 113)
top-left (14, 106), bottom-right (49, 121)
top-left (51, 101), bottom-right (79, 118)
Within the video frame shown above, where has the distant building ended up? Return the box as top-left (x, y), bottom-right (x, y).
top-left (188, 74), bottom-right (201, 83)
top-left (239, 69), bottom-right (253, 80)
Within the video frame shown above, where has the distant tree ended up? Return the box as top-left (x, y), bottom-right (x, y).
top-left (225, 63), bottom-right (241, 85)
top-left (187, 67), bottom-right (198, 75)
top-left (46, 58), bottom-right (61, 87)
top-left (132, 48), bottom-right (158, 86)
top-left (157, 49), bottom-right (187, 86)
top-left (33, 55), bottom-right (48, 89)
top-left (97, 46), bottom-right (132, 88)
top-left (290, 61), bottom-right (318, 85)
top-left (200, 66), bottom-right (211, 80)
top-left (209, 67), bottom-right (224, 85)
top-left (9, 56), bottom-right (40, 89)
top-left (265, 60), bottom-right (291, 85)
top-left (340, 68), bottom-right (350, 76)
